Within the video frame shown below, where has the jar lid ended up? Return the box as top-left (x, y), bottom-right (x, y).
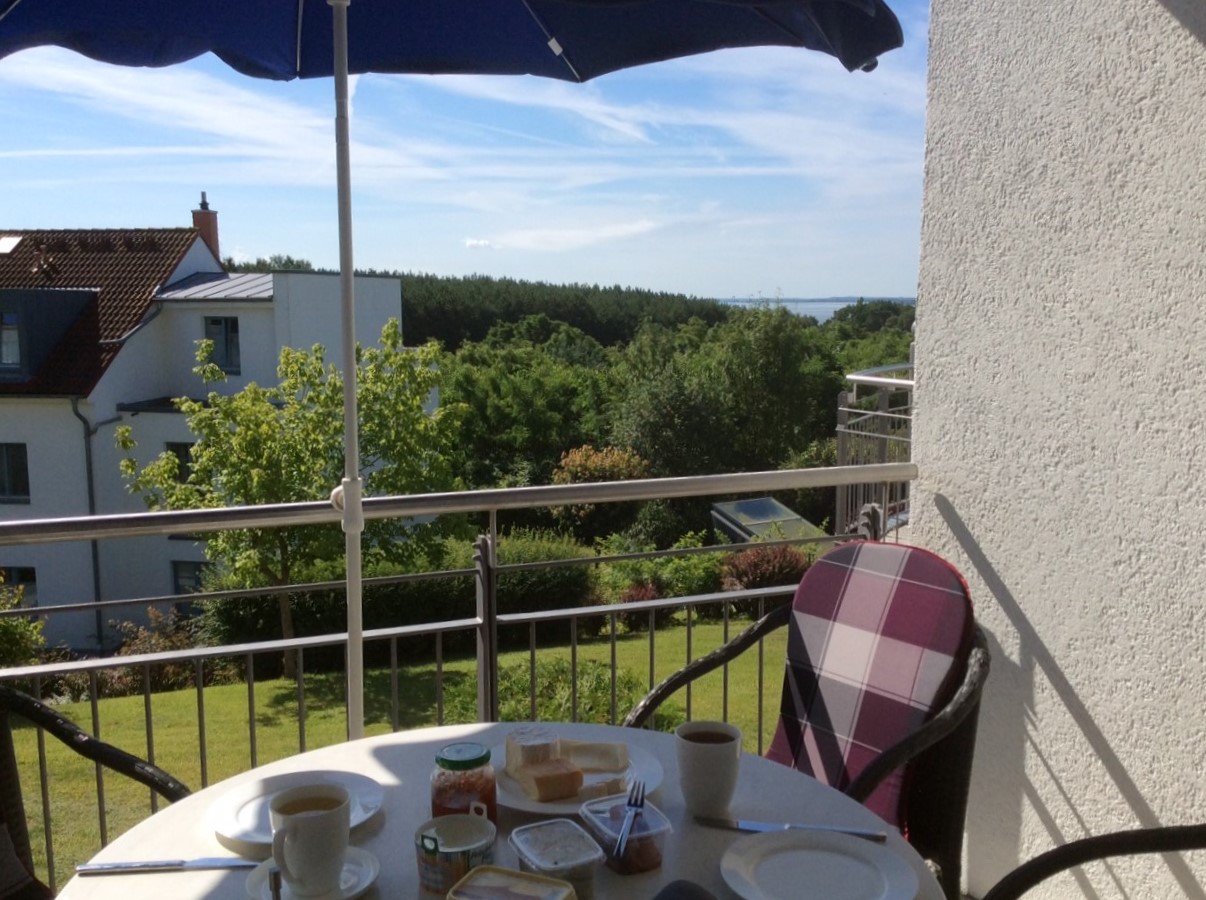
top-left (436, 741), bottom-right (492, 770)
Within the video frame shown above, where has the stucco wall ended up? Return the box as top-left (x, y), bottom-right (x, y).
top-left (913, 0), bottom-right (1206, 896)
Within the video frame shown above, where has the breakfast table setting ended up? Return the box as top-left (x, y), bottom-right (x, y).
top-left (59, 720), bottom-right (944, 900)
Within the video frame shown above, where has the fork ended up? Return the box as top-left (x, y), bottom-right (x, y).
top-left (614, 779), bottom-right (646, 859)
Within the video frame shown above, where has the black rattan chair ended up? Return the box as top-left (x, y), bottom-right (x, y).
top-left (981, 824), bottom-right (1206, 900)
top-left (624, 542), bottom-right (991, 900)
top-left (0, 683), bottom-right (190, 897)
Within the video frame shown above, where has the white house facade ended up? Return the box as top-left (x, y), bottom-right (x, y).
top-left (913, 0), bottom-right (1205, 896)
top-left (0, 201), bottom-right (402, 652)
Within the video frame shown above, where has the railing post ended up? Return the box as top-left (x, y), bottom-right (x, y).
top-left (473, 533), bottom-right (500, 721)
top-left (836, 389), bottom-right (850, 531)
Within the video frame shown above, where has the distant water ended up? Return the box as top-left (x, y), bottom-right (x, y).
top-left (718, 297), bottom-right (915, 323)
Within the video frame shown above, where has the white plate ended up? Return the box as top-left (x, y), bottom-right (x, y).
top-left (721, 831), bottom-right (919, 900)
top-left (490, 741), bottom-right (663, 815)
top-left (246, 846), bottom-right (378, 900)
top-left (211, 770), bottom-right (384, 856)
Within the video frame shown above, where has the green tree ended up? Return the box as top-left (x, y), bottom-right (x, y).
top-left (613, 308), bottom-right (843, 477)
top-left (442, 321), bottom-right (616, 489)
top-left (221, 254), bottom-right (320, 272)
top-left (117, 320), bottom-right (463, 677)
top-left (0, 576), bottom-right (44, 668)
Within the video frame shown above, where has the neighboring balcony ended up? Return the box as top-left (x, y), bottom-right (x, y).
top-left (836, 363), bottom-right (913, 539)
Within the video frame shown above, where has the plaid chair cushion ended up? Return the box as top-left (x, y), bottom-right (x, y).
top-left (765, 541), bottom-right (974, 828)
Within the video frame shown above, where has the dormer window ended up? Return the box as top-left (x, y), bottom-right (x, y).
top-left (0, 311), bottom-right (18, 366)
top-left (205, 316), bottom-right (241, 374)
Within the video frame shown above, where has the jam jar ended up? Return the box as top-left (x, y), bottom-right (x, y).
top-left (431, 741), bottom-right (498, 823)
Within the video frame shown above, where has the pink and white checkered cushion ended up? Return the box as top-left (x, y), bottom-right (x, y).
top-left (765, 541), bottom-right (974, 829)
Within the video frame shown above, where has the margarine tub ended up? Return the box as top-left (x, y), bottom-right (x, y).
top-left (445, 865), bottom-right (577, 900)
top-left (509, 818), bottom-right (604, 900)
top-left (578, 794), bottom-right (671, 875)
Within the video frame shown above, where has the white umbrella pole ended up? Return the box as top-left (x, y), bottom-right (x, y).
top-left (330, 0), bottom-right (365, 741)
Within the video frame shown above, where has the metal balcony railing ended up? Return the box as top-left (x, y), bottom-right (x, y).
top-left (836, 364), bottom-right (913, 537)
top-left (0, 463), bottom-right (915, 889)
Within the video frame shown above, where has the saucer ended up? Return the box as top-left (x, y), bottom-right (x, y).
top-left (246, 846), bottom-right (379, 900)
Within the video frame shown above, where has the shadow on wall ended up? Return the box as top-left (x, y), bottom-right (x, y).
top-left (1157, 0), bottom-right (1206, 44)
top-left (933, 493), bottom-right (1206, 899)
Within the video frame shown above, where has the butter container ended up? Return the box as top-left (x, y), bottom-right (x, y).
top-left (578, 794), bottom-right (671, 875)
top-left (509, 818), bottom-right (604, 900)
top-left (445, 865), bottom-right (577, 900)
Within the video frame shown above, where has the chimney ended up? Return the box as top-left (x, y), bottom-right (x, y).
top-left (191, 191), bottom-right (220, 261)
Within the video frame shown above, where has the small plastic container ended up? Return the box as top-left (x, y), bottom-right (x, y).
top-left (432, 741), bottom-right (498, 823)
top-left (509, 818), bottom-right (604, 900)
top-left (446, 865), bottom-right (577, 900)
top-left (578, 793), bottom-right (672, 875)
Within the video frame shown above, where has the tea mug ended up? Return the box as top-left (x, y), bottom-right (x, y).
top-left (269, 783), bottom-right (351, 897)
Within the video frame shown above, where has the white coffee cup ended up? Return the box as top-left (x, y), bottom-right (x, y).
top-left (676, 720), bottom-right (742, 817)
top-left (269, 783), bottom-right (351, 897)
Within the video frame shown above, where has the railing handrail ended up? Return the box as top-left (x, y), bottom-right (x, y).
top-left (845, 363), bottom-right (914, 389)
top-left (0, 584), bottom-right (796, 682)
top-left (0, 463), bottom-right (917, 547)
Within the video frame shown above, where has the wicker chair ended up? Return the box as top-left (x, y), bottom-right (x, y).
top-left (0, 684), bottom-right (190, 897)
top-left (981, 824), bottom-right (1206, 900)
top-left (624, 541), bottom-right (991, 900)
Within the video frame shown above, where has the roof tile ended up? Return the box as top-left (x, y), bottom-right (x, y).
top-left (0, 228), bottom-right (200, 396)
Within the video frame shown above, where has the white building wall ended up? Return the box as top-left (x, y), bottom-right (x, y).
top-left (0, 398), bottom-right (103, 647)
top-left (73, 271), bottom-right (401, 650)
top-left (913, 0), bottom-right (1206, 897)
top-left (272, 272), bottom-right (402, 352)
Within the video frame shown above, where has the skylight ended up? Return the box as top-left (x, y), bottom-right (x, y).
top-left (0, 236), bottom-right (21, 255)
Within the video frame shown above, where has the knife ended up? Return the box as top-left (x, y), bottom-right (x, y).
top-left (76, 858), bottom-right (259, 875)
top-left (694, 815), bottom-right (888, 843)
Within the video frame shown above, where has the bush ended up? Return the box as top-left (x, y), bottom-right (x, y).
top-left (0, 581), bottom-right (44, 668)
top-left (551, 445), bottom-right (650, 544)
top-left (720, 544), bottom-right (814, 618)
top-left (199, 529), bottom-right (602, 670)
top-left (444, 656), bottom-right (684, 730)
top-left (45, 608), bottom-right (240, 700)
top-left (597, 532), bottom-right (722, 629)
top-left (616, 581), bottom-right (661, 633)
top-left (661, 532), bottom-right (725, 621)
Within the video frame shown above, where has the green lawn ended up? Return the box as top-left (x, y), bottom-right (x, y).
top-left (14, 620), bottom-right (786, 889)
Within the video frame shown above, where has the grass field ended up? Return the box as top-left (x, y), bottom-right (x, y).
top-left (13, 620), bottom-right (787, 889)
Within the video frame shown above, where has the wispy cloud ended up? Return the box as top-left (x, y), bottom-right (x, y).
top-left (0, 0), bottom-right (930, 298)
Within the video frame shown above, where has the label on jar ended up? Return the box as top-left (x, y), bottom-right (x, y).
top-left (432, 767), bottom-right (498, 823)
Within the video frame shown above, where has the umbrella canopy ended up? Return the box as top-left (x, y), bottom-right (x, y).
top-left (0, 0), bottom-right (903, 738)
top-left (0, 0), bottom-right (902, 77)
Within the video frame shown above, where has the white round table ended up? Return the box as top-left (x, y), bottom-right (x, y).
top-left (59, 722), bottom-right (943, 900)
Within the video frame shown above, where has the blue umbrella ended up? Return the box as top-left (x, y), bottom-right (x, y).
top-left (0, 0), bottom-right (902, 737)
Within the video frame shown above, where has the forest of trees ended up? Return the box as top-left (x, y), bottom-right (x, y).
top-left (100, 268), bottom-right (914, 663)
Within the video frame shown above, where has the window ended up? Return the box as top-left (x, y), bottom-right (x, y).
top-left (0, 567), bottom-right (36, 607)
top-left (166, 442), bottom-right (194, 482)
top-left (171, 561), bottom-right (207, 616)
top-left (172, 560), bottom-right (206, 595)
top-left (0, 444), bottom-right (29, 503)
top-left (0, 311), bottom-right (19, 366)
top-left (205, 316), bottom-right (240, 374)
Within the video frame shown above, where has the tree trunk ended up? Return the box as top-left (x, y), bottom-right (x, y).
top-left (277, 592), bottom-right (297, 680)
top-left (277, 539), bottom-right (297, 680)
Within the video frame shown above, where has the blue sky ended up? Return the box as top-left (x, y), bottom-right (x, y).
top-left (0, 0), bottom-right (928, 301)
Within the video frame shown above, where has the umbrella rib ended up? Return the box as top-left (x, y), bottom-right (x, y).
top-left (520, 0), bottom-right (584, 82)
top-left (295, 0), bottom-right (305, 76)
top-left (0, 0), bottom-right (26, 26)
top-left (750, 6), bottom-right (819, 49)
